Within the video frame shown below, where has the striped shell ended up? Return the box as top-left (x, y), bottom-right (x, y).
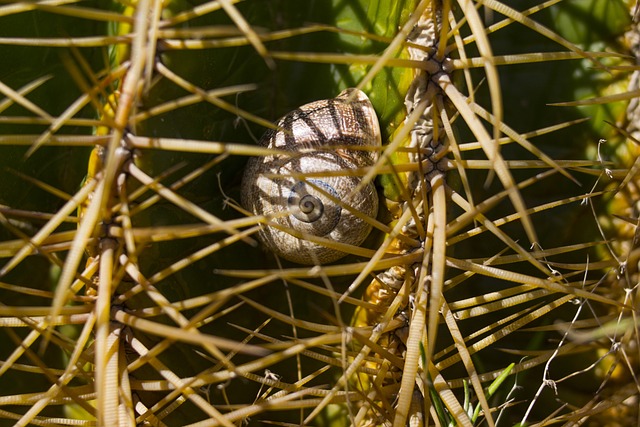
top-left (241, 88), bottom-right (381, 264)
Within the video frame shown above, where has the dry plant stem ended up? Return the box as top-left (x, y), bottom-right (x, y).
top-left (96, 237), bottom-right (118, 426)
top-left (117, 337), bottom-right (136, 426)
top-left (427, 173), bottom-right (447, 361)
top-left (393, 283), bottom-right (428, 427)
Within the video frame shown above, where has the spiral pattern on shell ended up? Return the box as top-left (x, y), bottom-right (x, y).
top-left (241, 88), bottom-right (381, 264)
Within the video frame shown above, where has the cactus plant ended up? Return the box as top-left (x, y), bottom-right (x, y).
top-left (0, 1), bottom-right (637, 426)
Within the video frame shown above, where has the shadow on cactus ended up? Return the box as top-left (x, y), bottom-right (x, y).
top-left (0, 1), bottom-right (637, 426)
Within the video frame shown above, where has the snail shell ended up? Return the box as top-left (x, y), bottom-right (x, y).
top-left (241, 88), bottom-right (381, 264)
